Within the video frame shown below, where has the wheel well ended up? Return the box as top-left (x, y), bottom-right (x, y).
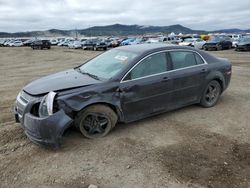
top-left (77, 102), bottom-right (120, 120)
top-left (213, 78), bottom-right (223, 92)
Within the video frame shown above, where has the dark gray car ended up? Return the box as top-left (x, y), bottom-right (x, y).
top-left (235, 37), bottom-right (250, 51)
top-left (14, 44), bottom-right (232, 147)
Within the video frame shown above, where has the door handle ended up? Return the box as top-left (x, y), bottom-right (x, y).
top-left (161, 76), bottom-right (169, 82)
top-left (200, 68), bottom-right (207, 73)
top-left (117, 86), bottom-right (131, 92)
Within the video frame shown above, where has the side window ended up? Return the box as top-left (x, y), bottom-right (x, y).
top-left (169, 51), bottom-right (197, 70)
top-left (125, 52), bottom-right (167, 80)
top-left (194, 53), bottom-right (205, 64)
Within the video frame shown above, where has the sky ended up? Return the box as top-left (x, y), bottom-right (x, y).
top-left (0, 0), bottom-right (250, 32)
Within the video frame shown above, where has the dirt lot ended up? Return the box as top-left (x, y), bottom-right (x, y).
top-left (0, 46), bottom-right (250, 188)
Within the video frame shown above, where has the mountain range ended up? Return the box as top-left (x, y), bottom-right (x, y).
top-left (0, 24), bottom-right (249, 38)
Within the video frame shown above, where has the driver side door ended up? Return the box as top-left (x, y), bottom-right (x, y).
top-left (119, 52), bottom-right (173, 122)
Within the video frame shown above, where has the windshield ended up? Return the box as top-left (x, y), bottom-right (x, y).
top-left (79, 49), bottom-right (139, 80)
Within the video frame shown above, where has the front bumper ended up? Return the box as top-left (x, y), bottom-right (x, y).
top-left (15, 109), bottom-right (73, 147)
top-left (203, 44), bottom-right (217, 50)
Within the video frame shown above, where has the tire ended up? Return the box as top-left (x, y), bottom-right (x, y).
top-left (202, 45), bottom-right (207, 51)
top-left (74, 105), bottom-right (118, 139)
top-left (216, 45), bottom-right (222, 51)
top-left (200, 80), bottom-right (221, 108)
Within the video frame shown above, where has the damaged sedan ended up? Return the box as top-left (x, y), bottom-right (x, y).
top-left (14, 44), bottom-right (232, 147)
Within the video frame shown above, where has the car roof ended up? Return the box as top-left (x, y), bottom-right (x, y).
top-left (116, 43), bottom-right (197, 54)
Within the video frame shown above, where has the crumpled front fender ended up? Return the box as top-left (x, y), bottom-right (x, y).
top-left (24, 110), bottom-right (73, 147)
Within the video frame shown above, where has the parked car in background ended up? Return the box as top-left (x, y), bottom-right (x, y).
top-left (0, 39), bottom-right (6, 46)
top-left (145, 38), bottom-right (161, 43)
top-left (179, 38), bottom-right (206, 49)
top-left (57, 39), bottom-right (74, 46)
top-left (203, 37), bottom-right (232, 51)
top-left (10, 41), bottom-right (23, 47)
top-left (80, 38), bottom-right (87, 46)
top-left (14, 44), bottom-right (232, 147)
top-left (193, 39), bottom-right (207, 49)
top-left (50, 39), bottom-right (58, 45)
top-left (110, 39), bottom-right (121, 47)
top-left (83, 39), bottom-right (108, 50)
top-left (23, 39), bottom-right (34, 46)
top-left (121, 38), bottom-right (136, 45)
top-left (4, 39), bottom-right (14, 46)
top-left (235, 37), bottom-right (250, 51)
top-left (31, 40), bottom-right (51, 49)
top-left (68, 40), bottom-right (82, 49)
top-left (128, 38), bottom-right (143, 45)
top-left (231, 34), bottom-right (242, 41)
top-left (163, 37), bottom-right (182, 44)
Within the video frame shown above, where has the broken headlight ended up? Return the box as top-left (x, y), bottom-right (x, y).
top-left (39, 91), bottom-right (57, 117)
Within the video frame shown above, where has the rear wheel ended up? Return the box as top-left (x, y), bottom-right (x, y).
top-left (200, 80), bottom-right (221, 108)
top-left (75, 105), bottom-right (117, 139)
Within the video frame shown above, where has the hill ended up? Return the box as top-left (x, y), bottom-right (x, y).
top-left (0, 24), bottom-right (249, 38)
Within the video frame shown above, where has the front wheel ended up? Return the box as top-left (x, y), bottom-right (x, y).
top-left (200, 80), bottom-right (221, 108)
top-left (217, 45), bottom-right (223, 51)
top-left (75, 105), bottom-right (117, 139)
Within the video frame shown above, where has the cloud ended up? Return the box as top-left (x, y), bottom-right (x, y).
top-left (0, 0), bottom-right (250, 32)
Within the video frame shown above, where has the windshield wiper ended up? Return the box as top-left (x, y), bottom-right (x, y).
top-left (79, 69), bottom-right (100, 80)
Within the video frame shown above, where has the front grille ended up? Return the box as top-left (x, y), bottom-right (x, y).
top-left (16, 91), bottom-right (38, 118)
top-left (20, 95), bottom-right (28, 104)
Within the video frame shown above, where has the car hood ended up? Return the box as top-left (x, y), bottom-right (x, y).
top-left (23, 69), bottom-right (101, 95)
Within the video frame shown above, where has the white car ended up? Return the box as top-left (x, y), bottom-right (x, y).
top-left (68, 40), bottom-right (82, 49)
top-left (231, 34), bottom-right (242, 41)
top-left (9, 41), bottom-right (23, 47)
top-left (4, 39), bottom-right (14, 46)
top-left (13, 41), bottom-right (23, 47)
top-left (145, 38), bottom-right (161, 43)
top-left (50, 39), bottom-right (58, 45)
top-left (179, 38), bottom-right (206, 49)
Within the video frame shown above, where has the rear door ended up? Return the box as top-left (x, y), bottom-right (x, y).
top-left (168, 50), bottom-right (208, 107)
top-left (119, 52), bottom-right (173, 122)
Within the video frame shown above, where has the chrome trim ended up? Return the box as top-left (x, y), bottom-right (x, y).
top-left (17, 92), bottom-right (28, 106)
top-left (120, 49), bottom-right (208, 83)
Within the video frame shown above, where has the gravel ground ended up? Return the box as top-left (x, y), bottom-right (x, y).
top-left (0, 46), bottom-right (250, 188)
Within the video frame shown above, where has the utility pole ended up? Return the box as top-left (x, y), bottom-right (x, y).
top-left (75, 27), bottom-right (78, 40)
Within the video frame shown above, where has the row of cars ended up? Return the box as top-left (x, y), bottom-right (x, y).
top-left (178, 35), bottom-right (250, 51)
top-left (0, 39), bottom-right (25, 47)
top-left (1, 35), bottom-right (250, 52)
top-left (57, 35), bottom-right (250, 52)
